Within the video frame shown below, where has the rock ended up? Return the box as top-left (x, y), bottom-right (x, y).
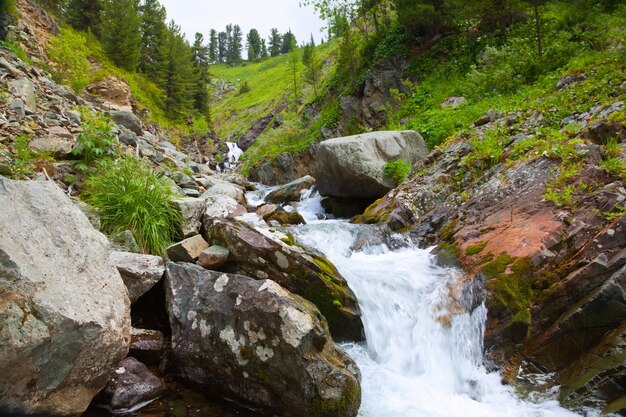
top-left (265, 211), bottom-right (306, 225)
top-left (94, 357), bottom-right (166, 414)
top-left (109, 230), bottom-right (142, 254)
top-left (28, 126), bottom-right (76, 158)
top-left (256, 203), bottom-right (279, 218)
top-left (201, 195), bottom-right (247, 225)
top-left (265, 175), bottom-right (316, 204)
top-left (109, 251), bottom-right (165, 303)
top-left (556, 73), bottom-right (587, 90)
top-left (72, 199), bottom-right (101, 230)
top-left (0, 57), bottom-right (20, 77)
top-left (119, 131), bottom-right (137, 147)
top-left (248, 147), bottom-right (317, 186)
top-left (164, 263), bottom-right (361, 417)
top-left (87, 77), bottom-right (133, 110)
top-left (441, 96), bottom-right (467, 108)
top-left (197, 245), bottom-right (230, 270)
top-left (129, 328), bottom-right (165, 365)
top-left (200, 178), bottom-right (246, 205)
top-left (205, 219), bottom-right (363, 341)
top-left (65, 110), bottom-right (81, 125)
top-left (172, 197), bottom-right (205, 238)
top-left (9, 99), bottom-right (25, 117)
top-left (237, 113), bottom-right (276, 151)
top-left (0, 177), bottom-right (130, 415)
top-left (8, 78), bottom-right (36, 111)
top-left (108, 110), bottom-right (143, 136)
top-left (474, 109), bottom-right (503, 127)
top-left (166, 234), bottom-right (209, 263)
top-left (170, 171), bottom-right (198, 190)
top-left (315, 131), bottom-right (428, 199)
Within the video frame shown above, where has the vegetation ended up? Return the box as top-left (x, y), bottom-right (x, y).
top-left (383, 159), bottom-right (412, 185)
top-left (11, 134), bottom-right (33, 179)
top-left (72, 109), bottom-right (117, 169)
top-left (84, 156), bottom-right (182, 256)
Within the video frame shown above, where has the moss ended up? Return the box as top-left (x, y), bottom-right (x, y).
top-left (254, 367), bottom-right (271, 384)
top-left (353, 198), bottom-right (391, 224)
top-left (305, 376), bottom-right (360, 417)
top-left (239, 346), bottom-right (254, 360)
top-left (478, 253), bottom-right (495, 265)
top-left (466, 242), bottom-right (488, 256)
top-left (435, 241), bottom-right (461, 267)
top-left (313, 256), bottom-right (339, 276)
top-left (481, 252), bottom-right (514, 278)
top-left (440, 219), bottom-right (458, 242)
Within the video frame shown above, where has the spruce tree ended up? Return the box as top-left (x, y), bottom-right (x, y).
top-left (208, 29), bottom-right (218, 63)
top-left (246, 28), bottom-right (262, 61)
top-left (139, 0), bottom-right (167, 85)
top-left (228, 24), bottom-right (243, 64)
top-left (268, 28), bottom-right (282, 57)
top-left (162, 22), bottom-right (196, 117)
top-left (302, 38), bottom-right (322, 97)
top-left (261, 39), bottom-right (269, 58)
top-left (66, 0), bottom-right (103, 33)
top-left (100, 0), bottom-right (142, 71)
top-left (281, 29), bottom-right (297, 54)
top-left (217, 31), bottom-right (228, 62)
top-left (192, 32), bottom-right (211, 117)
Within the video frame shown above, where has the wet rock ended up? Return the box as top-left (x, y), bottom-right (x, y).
top-left (205, 219), bottom-right (363, 341)
top-left (9, 78), bottom-right (36, 111)
top-left (164, 263), bottom-right (361, 417)
top-left (108, 110), bottom-right (143, 136)
top-left (94, 357), bottom-right (166, 414)
top-left (109, 251), bottom-right (165, 303)
top-left (196, 245), bottom-right (230, 270)
top-left (265, 175), bottom-right (316, 204)
top-left (265, 211), bottom-right (306, 225)
top-left (0, 177), bottom-right (130, 415)
top-left (315, 131), bottom-right (428, 199)
top-left (166, 234), bottom-right (209, 263)
top-left (130, 328), bottom-right (165, 365)
top-left (172, 197), bottom-right (205, 238)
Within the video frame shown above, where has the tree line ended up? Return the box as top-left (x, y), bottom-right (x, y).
top-left (208, 26), bottom-right (299, 64)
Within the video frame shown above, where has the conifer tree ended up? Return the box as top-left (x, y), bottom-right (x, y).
top-left (281, 29), bottom-right (297, 54)
top-left (261, 39), bottom-right (269, 58)
top-left (302, 37), bottom-right (322, 96)
top-left (192, 32), bottom-right (211, 117)
top-left (217, 31), bottom-right (228, 62)
top-left (268, 28), bottom-right (282, 57)
top-left (66, 0), bottom-right (103, 33)
top-left (138, 0), bottom-right (167, 84)
top-left (246, 28), bottom-right (262, 61)
top-left (100, 0), bottom-right (142, 71)
top-left (162, 22), bottom-right (196, 117)
top-left (208, 29), bottom-right (218, 62)
top-left (228, 24), bottom-right (243, 64)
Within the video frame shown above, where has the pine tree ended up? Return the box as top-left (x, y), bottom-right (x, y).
top-left (246, 28), bottom-right (262, 61)
top-left (192, 32), bottom-right (211, 117)
top-left (281, 29), bottom-right (297, 54)
top-left (162, 22), bottom-right (196, 117)
top-left (268, 28), bottom-right (282, 57)
top-left (208, 29), bottom-right (218, 63)
top-left (138, 0), bottom-right (167, 85)
top-left (100, 0), bottom-right (142, 71)
top-left (66, 0), bottom-right (103, 33)
top-left (302, 37), bottom-right (322, 96)
top-left (228, 24), bottom-right (243, 64)
top-left (217, 31), bottom-right (228, 62)
top-left (261, 39), bottom-right (269, 58)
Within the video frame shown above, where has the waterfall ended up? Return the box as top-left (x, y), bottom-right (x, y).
top-left (280, 190), bottom-right (587, 417)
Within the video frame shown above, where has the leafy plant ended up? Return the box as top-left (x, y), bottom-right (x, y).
top-left (600, 157), bottom-right (626, 182)
top-left (11, 134), bottom-right (33, 179)
top-left (384, 159), bottom-right (412, 185)
top-left (48, 28), bottom-right (92, 92)
top-left (603, 136), bottom-right (622, 158)
top-left (84, 157), bottom-right (182, 255)
top-left (603, 204), bottom-right (626, 221)
top-left (72, 109), bottom-right (116, 169)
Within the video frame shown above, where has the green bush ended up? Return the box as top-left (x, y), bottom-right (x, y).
top-left (84, 157), bottom-right (182, 255)
top-left (384, 159), bottom-right (412, 185)
top-left (11, 134), bottom-right (33, 179)
top-left (48, 28), bottom-right (92, 92)
top-left (72, 109), bottom-right (117, 169)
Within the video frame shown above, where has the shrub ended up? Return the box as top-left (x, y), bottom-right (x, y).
top-left (384, 159), bottom-right (412, 185)
top-left (84, 157), bottom-right (182, 255)
top-left (11, 134), bottom-right (33, 179)
top-left (48, 28), bottom-right (92, 92)
top-left (72, 109), bottom-right (116, 168)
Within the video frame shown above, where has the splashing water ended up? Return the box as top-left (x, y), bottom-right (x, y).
top-left (285, 190), bottom-right (585, 417)
top-left (225, 142), bottom-right (243, 167)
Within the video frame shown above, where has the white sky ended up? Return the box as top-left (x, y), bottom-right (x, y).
top-left (159, 0), bottom-right (326, 46)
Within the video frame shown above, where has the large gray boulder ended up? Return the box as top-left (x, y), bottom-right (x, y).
top-left (0, 177), bottom-right (131, 416)
top-left (315, 130), bottom-right (428, 199)
top-left (164, 263), bottom-right (361, 417)
top-left (107, 110), bottom-right (143, 135)
top-left (204, 219), bottom-right (363, 341)
top-left (265, 175), bottom-right (316, 204)
top-left (109, 251), bottom-right (165, 303)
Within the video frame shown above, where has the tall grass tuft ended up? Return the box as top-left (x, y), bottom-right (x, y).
top-left (84, 156), bottom-right (182, 256)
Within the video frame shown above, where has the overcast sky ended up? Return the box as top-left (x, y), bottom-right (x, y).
top-left (159, 0), bottom-right (326, 46)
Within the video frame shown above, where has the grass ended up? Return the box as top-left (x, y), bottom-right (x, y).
top-left (384, 159), bottom-right (412, 185)
top-left (84, 156), bottom-right (182, 256)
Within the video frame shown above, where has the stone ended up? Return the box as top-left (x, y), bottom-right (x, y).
top-left (109, 251), bottom-right (166, 303)
top-left (205, 219), bottom-right (363, 341)
top-left (129, 328), bottom-right (165, 365)
top-left (236, 113), bottom-right (276, 151)
top-left (108, 110), bottom-right (143, 136)
top-left (8, 78), bottom-right (36, 111)
top-left (315, 130), bottom-right (428, 199)
top-left (265, 211), bottom-right (306, 225)
top-left (166, 234), bottom-right (209, 263)
top-left (164, 263), bottom-right (361, 417)
top-left (248, 147), bottom-right (317, 186)
top-left (172, 197), bottom-right (205, 238)
top-left (94, 357), bottom-right (166, 414)
top-left (87, 77), bottom-right (133, 110)
top-left (119, 131), bottom-right (138, 147)
top-left (197, 245), bottom-right (230, 270)
top-left (556, 73), bottom-right (587, 90)
top-left (200, 178), bottom-right (246, 205)
top-left (170, 171), bottom-right (198, 190)
top-left (265, 175), bottom-right (316, 204)
top-left (201, 195), bottom-right (247, 225)
top-left (72, 199), bottom-right (101, 230)
top-left (0, 57), bottom-right (20, 77)
top-left (109, 230), bottom-right (142, 253)
top-left (65, 110), bottom-right (81, 125)
top-left (28, 126), bottom-right (76, 158)
top-left (0, 177), bottom-right (130, 415)
top-left (256, 203), bottom-right (279, 218)
top-left (441, 96), bottom-right (467, 108)
top-left (9, 99), bottom-right (25, 117)
top-left (474, 109), bottom-right (502, 127)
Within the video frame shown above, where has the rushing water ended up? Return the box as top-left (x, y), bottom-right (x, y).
top-left (275, 189), bottom-right (584, 417)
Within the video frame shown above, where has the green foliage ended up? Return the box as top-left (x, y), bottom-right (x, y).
top-left (239, 80), bottom-right (251, 94)
top-left (48, 28), bottom-right (92, 92)
top-left (463, 129), bottom-right (506, 173)
top-left (84, 156), bottom-right (181, 256)
top-left (383, 159), bottom-right (412, 185)
top-left (600, 157), bottom-right (626, 182)
top-left (603, 136), bottom-right (622, 158)
top-left (72, 109), bottom-right (116, 168)
top-left (11, 134), bottom-right (33, 179)
top-left (603, 204), bottom-right (626, 220)
top-left (100, 0), bottom-right (142, 71)
top-left (466, 242), bottom-right (488, 256)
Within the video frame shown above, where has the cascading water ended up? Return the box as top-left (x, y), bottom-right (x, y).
top-left (272, 189), bottom-right (588, 417)
top-left (224, 142), bottom-right (244, 168)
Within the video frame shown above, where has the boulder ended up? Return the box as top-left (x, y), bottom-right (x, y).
top-left (315, 131), bottom-right (428, 199)
top-left (87, 77), bottom-right (133, 110)
top-left (172, 197), bottom-right (205, 238)
top-left (205, 219), bottom-right (363, 341)
top-left (265, 175), bottom-right (316, 204)
top-left (248, 147), bottom-right (317, 186)
top-left (265, 211), bottom-right (306, 225)
top-left (164, 263), bottom-right (361, 417)
top-left (256, 203), bottom-right (279, 218)
top-left (108, 110), bottom-right (143, 136)
top-left (10, 99), bottom-right (25, 117)
top-left (109, 230), bottom-right (142, 254)
top-left (8, 78), bottom-right (36, 111)
top-left (28, 126), bottom-right (76, 158)
top-left (0, 177), bottom-right (130, 415)
top-left (200, 178), bottom-right (246, 205)
top-left (129, 328), bottom-right (165, 364)
top-left (94, 357), bottom-right (166, 414)
top-left (441, 96), bottom-right (467, 108)
top-left (109, 251), bottom-right (165, 303)
top-left (166, 234), bottom-right (209, 263)
top-left (197, 245), bottom-right (229, 270)
top-left (201, 195), bottom-right (247, 226)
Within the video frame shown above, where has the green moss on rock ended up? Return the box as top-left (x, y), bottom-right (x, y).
top-left (466, 242), bottom-right (488, 256)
